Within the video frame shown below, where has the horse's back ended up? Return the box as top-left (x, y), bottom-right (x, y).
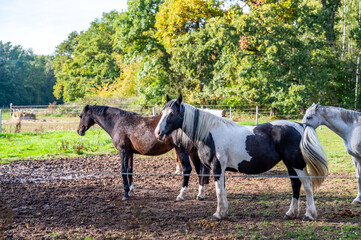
top-left (114, 114), bottom-right (174, 155)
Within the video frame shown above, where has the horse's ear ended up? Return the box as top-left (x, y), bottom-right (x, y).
top-left (166, 95), bottom-right (171, 103)
top-left (315, 102), bottom-right (320, 110)
top-left (84, 105), bottom-right (89, 111)
top-left (176, 94), bottom-right (182, 105)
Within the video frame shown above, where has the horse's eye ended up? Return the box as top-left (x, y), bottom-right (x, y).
top-left (306, 116), bottom-right (312, 120)
top-left (79, 114), bottom-right (82, 118)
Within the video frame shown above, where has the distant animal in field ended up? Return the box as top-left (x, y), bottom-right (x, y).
top-left (155, 95), bottom-right (328, 220)
top-left (77, 104), bottom-right (209, 201)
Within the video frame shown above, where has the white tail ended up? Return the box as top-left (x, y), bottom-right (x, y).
top-left (300, 125), bottom-right (328, 190)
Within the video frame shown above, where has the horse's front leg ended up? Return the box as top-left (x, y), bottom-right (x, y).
top-left (174, 146), bottom-right (192, 201)
top-left (189, 147), bottom-right (210, 200)
top-left (351, 156), bottom-right (361, 204)
top-left (173, 149), bottom-right (182, 174)
top-left (128, 153), bottom-right (134, 196)
top-left (212, 159), bottom-right (228, 219)
top-left (120, 149), bottom-right (131, 200)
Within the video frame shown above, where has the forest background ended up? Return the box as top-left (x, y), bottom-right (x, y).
top-left (1, 0), bottom-right (360, 115)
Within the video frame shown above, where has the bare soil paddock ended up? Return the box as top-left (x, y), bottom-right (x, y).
top-left (0, 154), bottom-right (361, 239)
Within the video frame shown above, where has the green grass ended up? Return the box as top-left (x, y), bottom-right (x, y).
top-left (0, 128), bottom-right (116, 161)
top-left (316, 127), bottom-right (354, 173)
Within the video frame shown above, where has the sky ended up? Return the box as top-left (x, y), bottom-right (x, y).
top-left (0, 0), bottom-right (128, 55)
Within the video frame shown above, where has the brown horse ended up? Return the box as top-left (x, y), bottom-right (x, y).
top-left (77, 105), bottom-right (209, 200)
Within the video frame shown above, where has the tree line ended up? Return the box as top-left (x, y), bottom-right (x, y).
top-left (2, 0), bottom-right (361, 114)
top-left (0, 41), bottom-right (57, 106)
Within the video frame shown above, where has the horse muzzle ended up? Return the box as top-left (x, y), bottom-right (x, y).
top-left (155, 129), bottom-right (168, 142)
top-left (77, 126), bottom-right (87, 136)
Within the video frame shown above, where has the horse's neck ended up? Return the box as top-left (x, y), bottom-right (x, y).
top-left (92, 113), bottom-right (116, 136)
top-left (321, 108), bottom-right (350, 140)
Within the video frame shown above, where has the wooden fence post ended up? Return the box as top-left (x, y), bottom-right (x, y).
top-left (152, 107), bottom-right (156, 116)
top-left (256, 106), bottom-right (259, 126)
top-left (10, 103), bottom-right (13, 117)
top-left (229, 107), bottom-right (232, 120)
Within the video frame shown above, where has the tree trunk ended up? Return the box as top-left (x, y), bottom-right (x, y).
top-left (322, 0), bottom-right (341, 46)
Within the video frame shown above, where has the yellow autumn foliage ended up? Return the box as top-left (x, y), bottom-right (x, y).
top-left (91, 61), bottom-right (141, 98)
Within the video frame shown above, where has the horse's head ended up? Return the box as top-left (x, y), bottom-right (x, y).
top-left (302, 103), bottom-right (323, 128)
top-left (155, 94), bottom-right (184, 141)
top-left (77, 105), bottom-right (96, 136)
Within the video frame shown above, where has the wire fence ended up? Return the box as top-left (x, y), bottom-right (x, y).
top-left (0, 168), bottom-right (358, 185)
top-left (0, 102), bottom-right (359, 183)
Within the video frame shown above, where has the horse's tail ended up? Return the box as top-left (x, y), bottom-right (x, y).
top-left (300, 124), bottom-right (328, 190)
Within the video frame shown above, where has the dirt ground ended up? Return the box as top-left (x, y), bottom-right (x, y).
top-left (0, 154), bottom-right (361, 239)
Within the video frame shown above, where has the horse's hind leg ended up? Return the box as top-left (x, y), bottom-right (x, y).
top-left (284, 166), bottom-right (301, 219)
top-left (295, 168), bottom-right (317, 220)
top-left (351, 156), bottom-right (361, 204)
top-left (128, 153), bottom-right (134, 195)
top-left (189, 147), bottom-right (210, 201)
top-left (174, 146), bottom-right (192, 201)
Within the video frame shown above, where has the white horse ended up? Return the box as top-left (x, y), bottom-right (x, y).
top-left (303, 103), bottom-right (361, 204)
top-left (155, 95), bottom-right (328, 220)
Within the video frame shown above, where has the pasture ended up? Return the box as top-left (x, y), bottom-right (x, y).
top-left (0, 116), bottom-right (361, 239)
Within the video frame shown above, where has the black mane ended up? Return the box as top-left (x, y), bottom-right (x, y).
top-left (89, 105), bottom-right (139, 116)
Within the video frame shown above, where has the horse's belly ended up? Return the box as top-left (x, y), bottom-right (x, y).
top-left (236, 157), bottom-right (281, 174)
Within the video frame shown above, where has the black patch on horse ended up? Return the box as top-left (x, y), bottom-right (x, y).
top-left (200, 133), bottom-right (222, 181)
top-left (238, 123), bottom-right (280, 174)
top-left (193, 108), bottom-right (200, 140)
top-left (272, 123), bottom-right (306, 170)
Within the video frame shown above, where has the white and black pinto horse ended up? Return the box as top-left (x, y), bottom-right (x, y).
top-left (303, 103), bottom-right (361, 204)
top-left (155, 95), bottom-right (328, 220)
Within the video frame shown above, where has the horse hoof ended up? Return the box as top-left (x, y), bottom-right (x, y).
top-left (212, 212), bottom-right (222, 220)
top-left (197, 195), bottom-right (205, 201)
top-left (284, 214), bottom-right (296, 220)
top-left (122, 195), bottom-right (130, 201)
top-left (351, 200), bottom-right (361, 204)
top-left (302, 215), bottom-right (314, 221)
top-left (176, 195), bottom-right (185, 201)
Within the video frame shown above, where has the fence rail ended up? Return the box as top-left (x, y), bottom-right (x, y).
top-left (5, 103), bottom-right (306, 122)
top-left (3, 102), bottom-right (361, 123)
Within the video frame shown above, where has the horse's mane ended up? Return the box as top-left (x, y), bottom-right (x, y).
top-left (89, 105), bottom-right (138, 117)
top-left (321, 106), bottom-right (361, 123)
top-left (178, 103), bottom-right (237, 146)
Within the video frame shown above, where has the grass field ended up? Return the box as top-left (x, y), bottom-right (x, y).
top-left (0, 116), bottom-right (116, 161)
